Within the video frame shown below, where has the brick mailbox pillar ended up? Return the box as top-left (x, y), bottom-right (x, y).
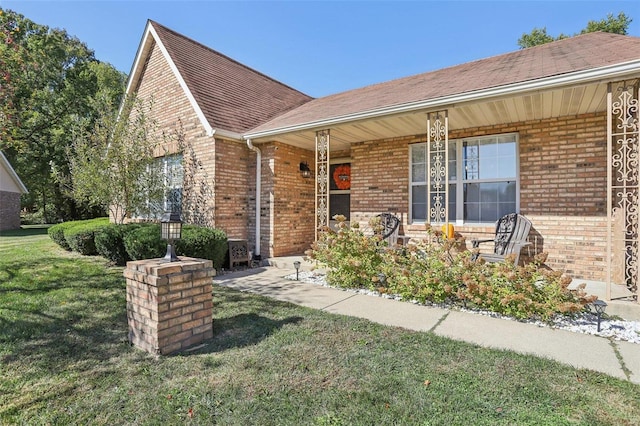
top-left (124, 257), bottom-right (215, 355)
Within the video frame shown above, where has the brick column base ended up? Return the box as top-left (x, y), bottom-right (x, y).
top-left (124, 257), bottom-right (215, 355)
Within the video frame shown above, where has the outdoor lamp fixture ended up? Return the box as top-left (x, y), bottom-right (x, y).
top-left (161, 211), bottom-right (182, 262)
top-left (293, 261), bottom-right (301, 280)
top-left (591, 299), bottom-right (608, 332)
top-left (299, 161), bottom-right (312, 178)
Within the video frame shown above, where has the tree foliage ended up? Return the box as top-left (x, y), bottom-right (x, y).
top-left (65, 96), bottom-right (167, 224)
top-left (518, 12), bottom-right (632, 48)
top-left (0, 7), bottom-right (126, 222)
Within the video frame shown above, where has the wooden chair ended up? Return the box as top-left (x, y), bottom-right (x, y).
top-left (375, 213), bottom-right (400, 246)
top-left (471, 213), bottom-right (532, 265)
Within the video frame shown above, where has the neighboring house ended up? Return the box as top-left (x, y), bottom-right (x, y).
top-left (126, 20), bottom-right (640, 297)
top-left (0, 151), bottom-right (28, 231)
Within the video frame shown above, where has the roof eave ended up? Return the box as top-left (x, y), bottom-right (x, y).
top-left (124, 21), bottom-right (216, 137)
top-left (0, 151), bottom-right (28, 194)
top-left (244, 59), bottom-right (640, 140)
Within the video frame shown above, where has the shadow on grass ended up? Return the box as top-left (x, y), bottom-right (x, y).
top-left (0, 226), bottom-right (50, 237)
top-left (0, 257), bottom-right (123, 293)
top-left (203, 313), bottom-right (303, 353)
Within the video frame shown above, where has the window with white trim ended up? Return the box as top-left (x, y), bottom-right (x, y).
top-left (410, 133), bottom-right (518, 224)
top-left (140, 154), bottom-right (183, 219)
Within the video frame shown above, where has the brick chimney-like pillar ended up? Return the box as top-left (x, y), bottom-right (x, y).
top-left (124, 257), bottom-right (215, 355)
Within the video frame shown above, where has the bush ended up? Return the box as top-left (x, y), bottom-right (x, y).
top-left (63, 218), bottom-right (110, 255)
top-left (307, 216), bottom-right (385, 289)
top-left (95, 223), bottom-right (146, 266)
top-left (176, 225), bottom-right (228, 270)
top-left (48, 222), bottom-right (75, 250)
top-left (123, 224), bottom-right (166, 261)
top-left (307, 222), bottom-right (595, 321)
top-left (123, 223), bottom-right (228, 268)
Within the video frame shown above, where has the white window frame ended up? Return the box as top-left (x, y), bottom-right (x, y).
top-left (409, 133), bottom-right (520, 225)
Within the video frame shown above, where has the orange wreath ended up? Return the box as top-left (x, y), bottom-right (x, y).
top-left (333, 164), bottom-right (351, 190)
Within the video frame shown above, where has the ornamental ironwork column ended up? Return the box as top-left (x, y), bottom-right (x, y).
top-left (315, 129), bottom-right (330, 240)
top-left (607, 80), bottom-right (639, 301)
top-left (427, 111), bottom-right (449, 225)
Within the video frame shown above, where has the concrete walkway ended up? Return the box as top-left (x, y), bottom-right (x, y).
top-left (214, 260), bottom-right (640, 385)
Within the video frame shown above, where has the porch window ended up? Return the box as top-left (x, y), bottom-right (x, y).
top-left (410, 133), bottom-right (518, 224)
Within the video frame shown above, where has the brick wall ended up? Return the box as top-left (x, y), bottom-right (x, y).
top-left (348, 112), bottom-right (610, 280)
top-left (0, 191), bottom-right (21, 231)
top-left (214, 138), bottom-right (253, 241)
top-left (124, 257), bottom-right (215, 355)
top-left (260, 142), bottom-right (315, 257)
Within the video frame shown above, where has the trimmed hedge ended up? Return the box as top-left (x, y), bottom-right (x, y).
top-left (123, 223), bottom-right (228, 269)
top-left (176, 225), bottom-right (228, 270)
top-left (123, 224), bottom-right (167, 261)
top-left (48, 222), bottom-right (75, 250)
top-left (95, 223), bottom-right (146, 266)
top-left (50, 219), bottom-right (229, 270)
top-left (48, 218), bottom-right (110, 254)
top-left (64, 218), bottom-right (110, 255)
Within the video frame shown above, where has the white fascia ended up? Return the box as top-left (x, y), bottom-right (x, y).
top-left (0, 151), bottom-right (28, 193)
top-left (244, 59), bottom-right (640, 140)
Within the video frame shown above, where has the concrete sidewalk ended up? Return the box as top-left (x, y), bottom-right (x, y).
top-left (214, 263), bottom-right (640, 385)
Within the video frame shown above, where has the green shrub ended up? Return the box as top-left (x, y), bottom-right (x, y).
top-left (308, 221), bottom-right (594, 321)
top-left (123, 224), bottom-right (166, 261)
top-left (95, 223), bottom-right (147, 266)
top-left (307, 216), bottom-right (385, 289)
top-left (176, 225), bottom-right (228, 269)
top-left (63, 218), bottom-right (110, 255)
top-left (48, 222), bottom-right (74, 250)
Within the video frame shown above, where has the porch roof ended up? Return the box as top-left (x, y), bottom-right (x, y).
top-left (246, 32), bottom-right (640, 148)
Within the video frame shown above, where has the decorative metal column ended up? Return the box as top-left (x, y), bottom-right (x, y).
top-left (607, 80), bottom-right (639, 301)
top-left (427, 111), bottom-right (449, 224)
top-left (315, 129), bottom-right (330, 240)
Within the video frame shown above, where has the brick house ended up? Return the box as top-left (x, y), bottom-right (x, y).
top-left (0, 151), bottom-right (28, 231)
top-left (126, 20), bottom-right (640, 296)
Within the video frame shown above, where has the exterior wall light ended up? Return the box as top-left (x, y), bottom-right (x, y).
top-left (293, 261), bottom-right (301, 280)
top-left (591, 299), bottom-right (608, 332)
top-left (299, 161), bottom-right (313, 178)
top-left (161, 211), bottom-right (182, 262)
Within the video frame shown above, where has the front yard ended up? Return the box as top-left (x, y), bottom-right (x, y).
top-left (1, 228), bottom-right (639, 425)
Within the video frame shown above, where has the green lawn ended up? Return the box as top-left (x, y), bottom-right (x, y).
top-left (1, 228), bottom-right (639, 425)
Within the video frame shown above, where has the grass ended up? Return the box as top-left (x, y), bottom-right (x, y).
top-left (1, 228), bottom-right (640, 425)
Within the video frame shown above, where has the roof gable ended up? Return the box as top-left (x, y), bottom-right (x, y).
top-left (0, 151), bottom-right (28, 194)
top-left (127, 20), bottom-right (313, 136)
top-left (248, 32), bottom-right (640, 136)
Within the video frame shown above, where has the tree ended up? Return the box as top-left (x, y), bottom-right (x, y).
top-left (65, 96), bottom-right (167, 224)
top-left (0, 7), bottom-right (126, 222)
top-left (518, 12), bottom-right (632, 48)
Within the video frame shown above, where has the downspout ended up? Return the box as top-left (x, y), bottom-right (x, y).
top-left (246, 139), bottom-right (261, 259)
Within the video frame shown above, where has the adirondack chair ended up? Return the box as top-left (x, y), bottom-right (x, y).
top-left (471, 213), bottom-right (532, 265)
top-left (375, 213), bottom-right (400, 246)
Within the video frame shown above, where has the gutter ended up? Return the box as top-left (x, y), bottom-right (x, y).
top-left (246, 139), bottom-right (261, 259)
top-left (244, 59), bottom-right (640, 140)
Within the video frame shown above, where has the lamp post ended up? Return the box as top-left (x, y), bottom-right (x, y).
top-left (591, 299), bottom-right (608, 332)
top-left (293, 261), bottom-right (301, 280)
top-left (161, 211), bottom-right (182, 262)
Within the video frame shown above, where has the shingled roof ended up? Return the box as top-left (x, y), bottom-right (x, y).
top-left (248, 32), bottom-right (640, 135)
top-left (140, 21), bottom-right (313, 134)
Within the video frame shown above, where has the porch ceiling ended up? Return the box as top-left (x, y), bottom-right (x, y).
top-left (252, 81), bottom-right (609, 152)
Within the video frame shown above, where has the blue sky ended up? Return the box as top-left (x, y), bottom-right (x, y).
top-left (1, 1), bottom-right (639, 97)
